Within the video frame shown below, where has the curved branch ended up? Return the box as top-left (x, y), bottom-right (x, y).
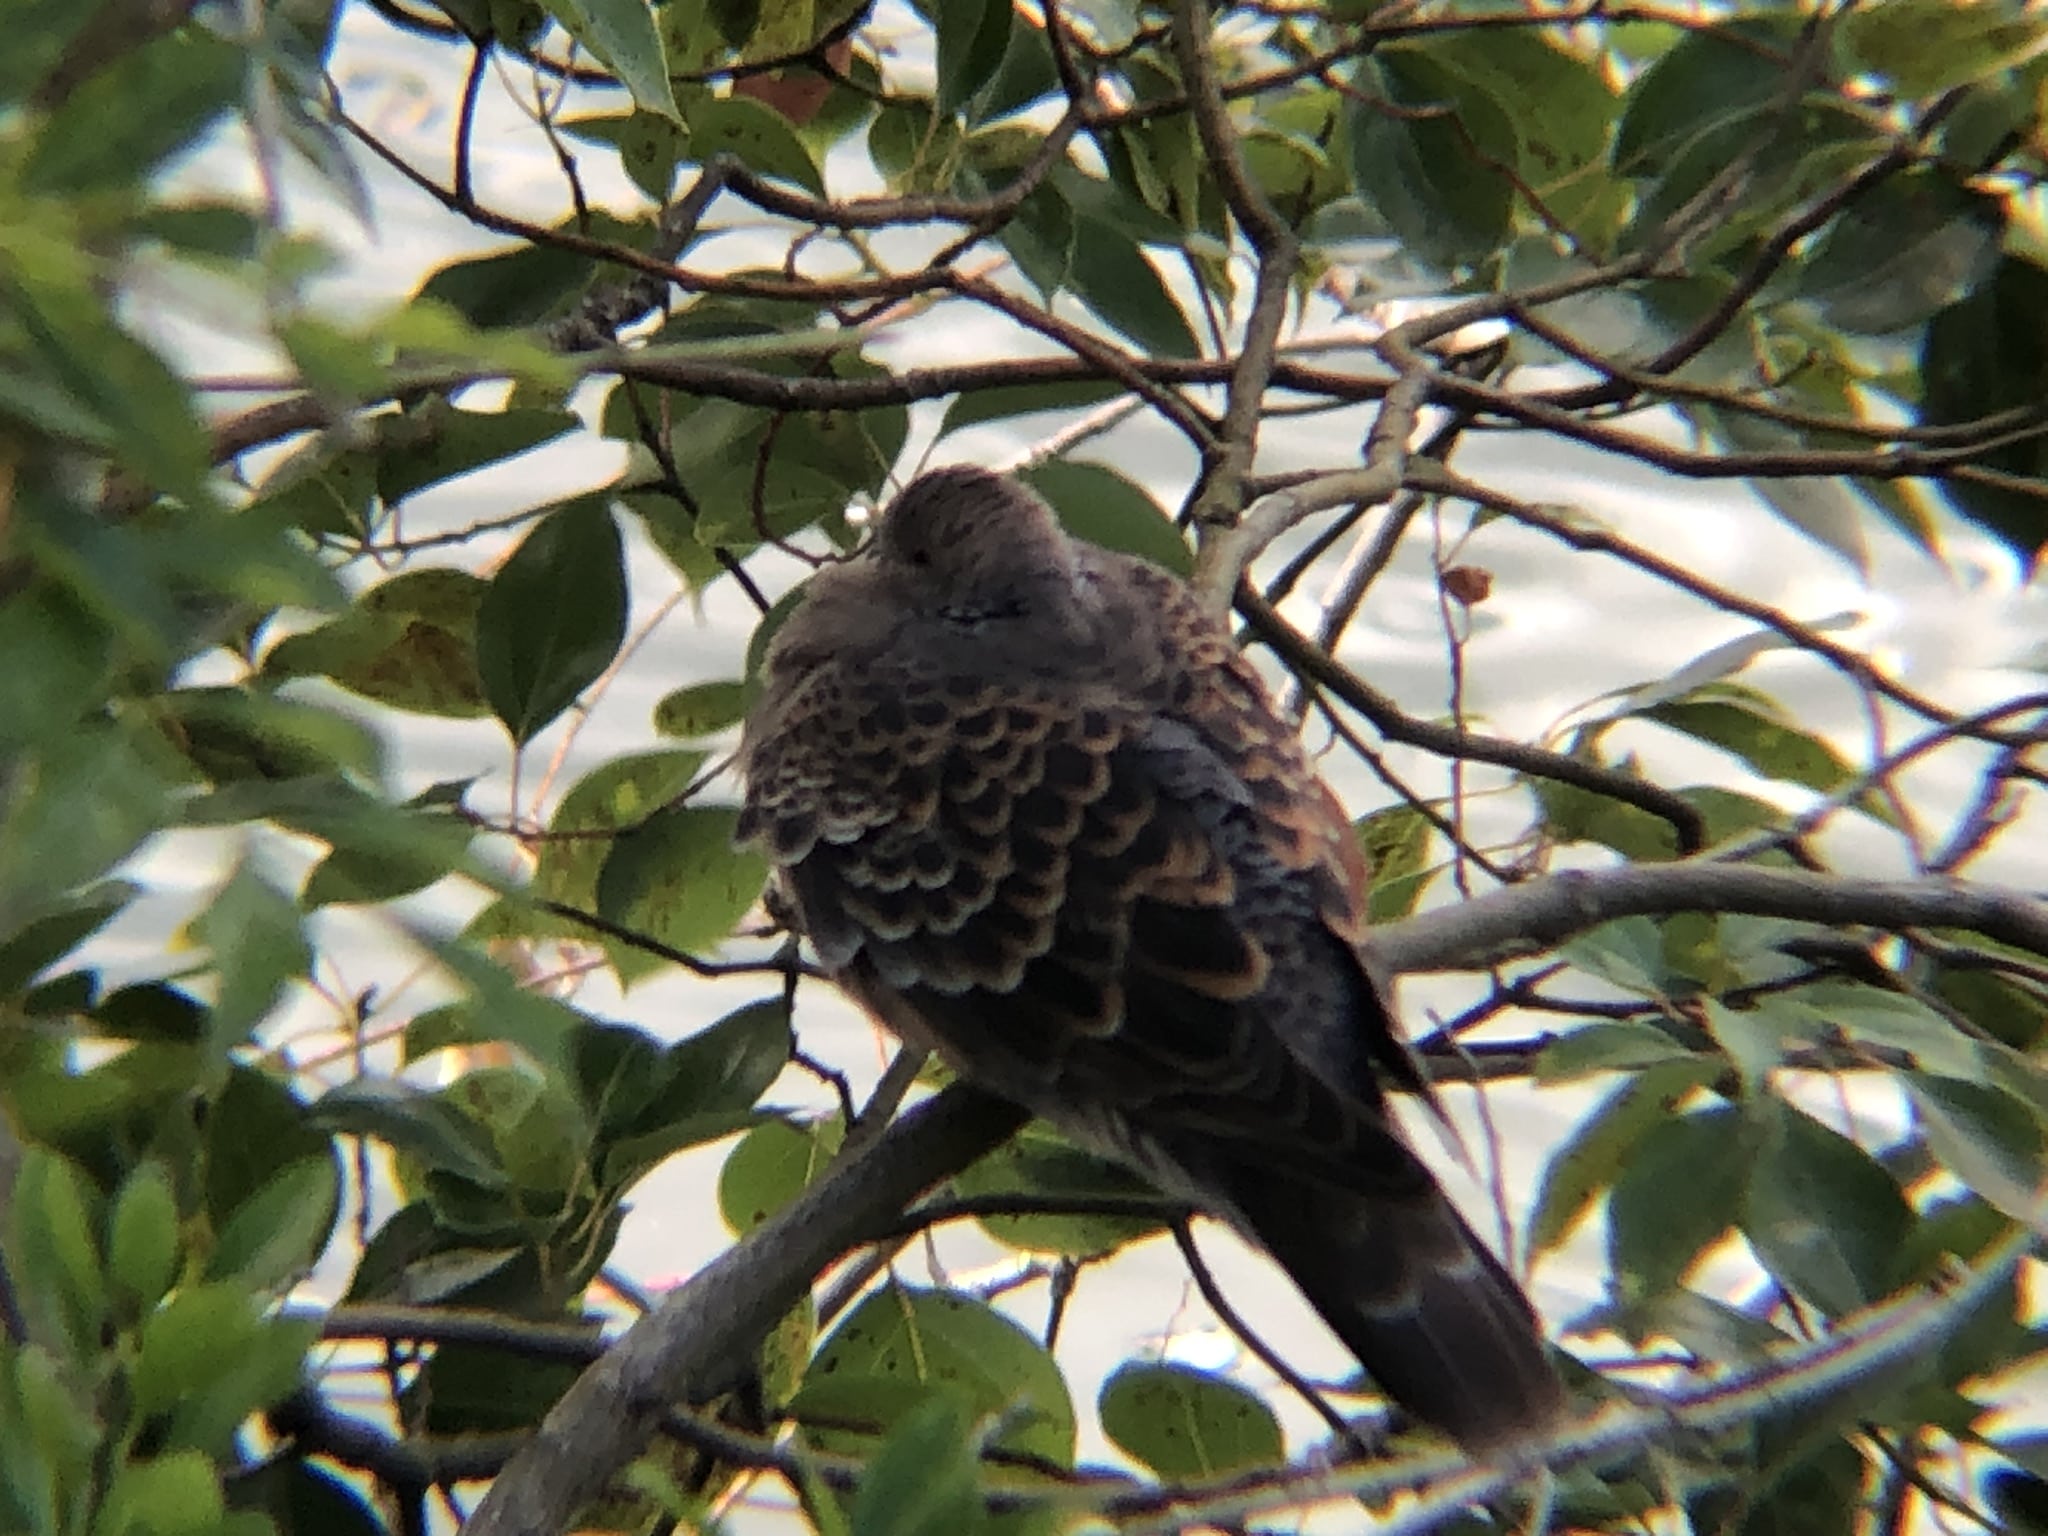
top-left (1373, 864), bottom-right (2048, 975)
top-left (461, 1085), bottom-right (1026, 1536)
top-left (1234, 586), bottom-right (1709, 852)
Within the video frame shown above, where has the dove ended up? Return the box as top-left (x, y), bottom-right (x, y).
top-left (737, 465), bottom-right (1565, 1454)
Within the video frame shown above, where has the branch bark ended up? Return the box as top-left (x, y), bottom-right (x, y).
top-left (1373, 864), bottom-right (2048, 975)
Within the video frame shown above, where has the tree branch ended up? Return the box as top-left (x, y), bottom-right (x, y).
top-left (460, 1085), bottom-right (1027, 1536)
top-left (1104, 1224), bottom-right (2035, 1532)
top-left (1171, 0), bottom-right (1299, 572)
top-left (1234, 586), bottom-right (1710, 852)
top-left (1372, 864), bottom-right (2048, 976)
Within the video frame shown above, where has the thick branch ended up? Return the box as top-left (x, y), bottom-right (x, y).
top-left (461, 1085), bottom-right (1026, 1536)
top-left (1195, 368), bottom-right (1430, 606)
top-left (1373, 864), bottom-right (2048, 975)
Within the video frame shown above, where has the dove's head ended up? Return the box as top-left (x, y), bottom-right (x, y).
top-left (764, 468), bottom-right (1105, 680)
top-left (868, 466), bottom-right (1082, 620)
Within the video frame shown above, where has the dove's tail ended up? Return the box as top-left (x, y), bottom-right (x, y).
top-left (1222, 1160), bottom-right (1566, 1456)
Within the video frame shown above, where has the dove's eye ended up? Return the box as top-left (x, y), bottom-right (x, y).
top-left (908, 548), bottom-right (933, 567)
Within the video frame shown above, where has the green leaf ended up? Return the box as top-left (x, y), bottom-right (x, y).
top-left (1560, 918), bottom-right (1674, 997)
top-left (951, 1123), bottom-right (1166, 1257)
top-left (301, 805), bottom-right (475, 908)
top-left (1063, 216), bottom-right (1199, 359)
top-left (11, 1335), bottom-right (101, 1523)
top-left (99, 1450), bottom-right (226, 1536)
top-left (1396, 29), bottom-right (1620, 238)
top-left (1529, 774), bottom-right (1681, 862)
top-left (604, 1000), bottom-right (794, 1182)
top-left (1700, 998), bottom-right (1811, 1092)
top-left (1535, 1020), bottom-right (1696, 1082)
top-left (0, 721), bottom-right (173, 938)
top-left (1740, 1099), bottom-right (1912, 1315)
top-left (1098, 1361), bottom-right (1284, 1480)
top-left (935, 0), bottom-right (1011, 117)
top-left (851, 1394), bottom-right (988, 1536)
top-left (687, 94), bottom-right (825, 194)
top-left (370, 298), bottom-right (576, 386)
top-left (541, 0), bottom-right (680, 120)
top-left (564, 109), bottom-right (687, 201)
top-left (238, 433), bottom-right (375, 539)
top-left (1789, 983), bottom-right (1984, 1081)
top-left (1839, 0), bottom-right (2048, 96)
top-left (200, 1066), bottom-right (332, 1231)
top-left (312, 1077), bottom-right (509, 1189)
top-left (135, 1292), bottom-right (317, 1455)
top-left (8, 1149), bottom-right (106, 1360)
top-left (263, 567), bottom-right (492, 718)
top-left (375, 404), bottom-right (581, 503)
top-left (92, 982), bottom-right (204, 1043)
top-left (1612, 22), bottom-right (1793, 173)
top-left (417, 237), bottom-right (603, 328)
top-left (1932, 961), bottom-right (2048, 1053)
top-left (405, 1338), bottom-right (583, 1434)
top-left (940, 377), bottom-right (1123, 435)
top-left (0, 0), bottom-right (86, 104)
top-left (975, 17), bottom-right (1059, 125)
top-left (107, 1162), bottom-right (181, 1314)
top-left (476, 498), bottom-right (628, 743)
top-left (344, 1201), bottom-right (521, 1305)
top-left (1021, 461), bottom-right (1191, 575)
top-left (1608, 1104), bottom-right (1751, 1301)
top-left (530, 748), bottom-right (706, 910)
top-left (1346, 50), bottom-right (1515, 272)
top-left (206, 1158), bottom-right (340, 1293)
top-left (594, 805), bottom-right (770, 958)
top-left (417, 932), bottom-right (587, 1073)
top-left (1796, 170), bottom-right (2002, 336)
top-left (157, 686), bottom-right (383, 784)
top-left (718, 1114), bottom-right (844, 1234)
top-left (570, 1019), bottom-right (669, 1135)
top-left (655, 999), bottom-right (792, 1123)
top-left (1, 263), bottom-right (215, 508)
top-left (440, 1066), bottom-right (591, 1207)
top-left (798, 1286), bottom-right (1076, 1469)
top-left (0, 578), bottom-right (113, 747)
top-left (1645, 693), bottom-right (1856, 794)
top-left (131, 1284), bottom-right (261, 1418)
top-left (191, 866), bottom-right (310, 1068)
top-left (868, 93), bottom-right (965, 193)
top-left (277, 313), bottom-right (394, 403)
top-left (996, 180), bottom-right (1075, 297)
top-left (1904, 1073), bottom-right (2047, 1228)
top-left (652, 679), bottom-right (747, 739)
top-left (1529, 1057), bottom-right (1718, 1256)
top-left (23, 29), bottom-right (243, 193)
top-left (0, 882), bottom-right (132, 996)
top-left (1354, 805), bottom-right (1434, 923)
top-left (1920, 254), bottom-right (2048, 557)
